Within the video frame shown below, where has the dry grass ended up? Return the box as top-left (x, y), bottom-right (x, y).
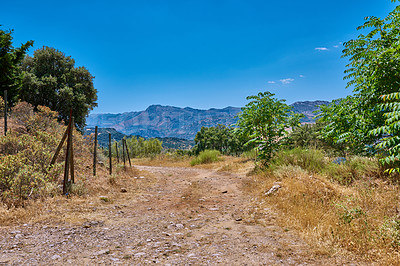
top-left (0, 163), bottom-right (151, 226)
top-left (246, 150), bottom-right (400, 265)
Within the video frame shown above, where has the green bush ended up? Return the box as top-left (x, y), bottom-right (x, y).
top-left (270, 148), bottom-right (379, 185)
top-left (0, 102), bottom-right (91, 207)
top-left (190, 150), bottom-right (221, 166)
top-left (270, 148), bottom-right (327, 173)
top-left (324, 156), bottom-right (379, 185)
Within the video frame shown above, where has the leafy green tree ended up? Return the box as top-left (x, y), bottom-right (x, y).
top-left (0, 27), bottom-right (33, 105)
top-left (317, 97), bottom-right (375, 155)
top-left (193, 125), bottom-right (252, 156)
top-left (338, 2), bottom-right (400, 171)
top-left (284, 123), bottom-right (321, 149)
top-left (236, 91), bottom-right (303, 164)
top-left (20, 46), bottom-right (97, 132)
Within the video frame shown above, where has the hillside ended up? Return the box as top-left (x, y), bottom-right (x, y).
top-left (86, 101), bottom-right (329, 140)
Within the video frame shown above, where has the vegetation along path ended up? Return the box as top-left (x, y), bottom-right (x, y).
top-left (0, 165), bottom-right (366, 265)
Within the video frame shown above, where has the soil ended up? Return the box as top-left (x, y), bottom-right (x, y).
top-left (0, 164), bottom-right (368, 265)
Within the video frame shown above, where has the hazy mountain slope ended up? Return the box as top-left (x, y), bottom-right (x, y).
top-left (87, 105), bottom-right (241, 140)
top-left (86, 101), bottom-right (330, 140)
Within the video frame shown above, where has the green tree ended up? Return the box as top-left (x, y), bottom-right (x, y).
top-left (193, 125), bottom-right (252, 156)
top-left (20, 46), bottom-right (97, 132)
top-left (0, 27), bottom-right (33, 104)
top-left (317, 97), bottom-right (375, 156)
top-left (339, 2), bottom-right (400, 171)
top-left (236, 91), bottom-right (303, 164)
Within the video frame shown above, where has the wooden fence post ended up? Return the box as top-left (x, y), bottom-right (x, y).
top-left (50, 127), bottom-right (68, 166)
top-left (115, 142), bottom-right (119, 163)
top-left (63, 110), bottom-right (73, 195)
top-left (122, 138), bottom-right (126, 168)
top-left (93, 126), bottom-right (98, 176)
top-left (124, 139), bottom-right (132, 167)
top-left (69, 117), bottom-right (75, 183)
top-left (4, 90), bottom-right (7, 136)
top-left (109, 133), bottom-right (112, 175)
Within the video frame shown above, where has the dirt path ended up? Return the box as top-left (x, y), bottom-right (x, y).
top-left (0, 165), bottom-right (364, 265)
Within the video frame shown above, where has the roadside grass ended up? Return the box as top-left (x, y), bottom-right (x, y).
top-left (248, 148), bottom-right (400, 264)
top-left (0, 164), bottom-right (151, 225)
top-left (190, 150), bottom-right (221, 166)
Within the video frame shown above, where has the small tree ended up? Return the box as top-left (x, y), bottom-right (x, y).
top-left (236, 91), bottom-right (303, 165)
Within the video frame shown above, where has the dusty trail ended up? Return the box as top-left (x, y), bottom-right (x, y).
top-left (0, 165), bottom-right (364, 265)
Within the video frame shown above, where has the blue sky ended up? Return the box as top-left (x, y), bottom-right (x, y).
top-left (2, 0), bottom-right (398, 113)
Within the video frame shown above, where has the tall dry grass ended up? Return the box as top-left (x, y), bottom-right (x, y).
top-left (249, 148), bottom-right (400, 264)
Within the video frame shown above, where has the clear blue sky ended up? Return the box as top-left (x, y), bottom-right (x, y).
top-left (2, 0), bottom-right (398, 114)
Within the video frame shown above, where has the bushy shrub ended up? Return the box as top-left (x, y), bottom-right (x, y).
top-left (270, 148), bottom-right (380, 185)
top-left (270, 148), bottom-right (327, 173)
top-left (190, 150), bottom-right (221, 166)
top-left (0, 102), bottom-right (91, 207)
top-left (324, 156), bottom-right (380, 185)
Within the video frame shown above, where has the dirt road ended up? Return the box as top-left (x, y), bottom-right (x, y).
top-left (0, 165), bottom-right (364, 265)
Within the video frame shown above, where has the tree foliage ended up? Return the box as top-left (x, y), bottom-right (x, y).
top-left (114, 136), bottom-right (163, 158)
top-left (334, 3), bottom-right (400, 171)
top-left (317, 97), bottom-right (376, 155)
top-left (236, 91), bottom-right (303, 164)
top-left (0, 27), bottom-right (33, 104)
top-left (193, 125), bottom-right (252, 156)
top-left (20, 46), bottom-right (97, 132)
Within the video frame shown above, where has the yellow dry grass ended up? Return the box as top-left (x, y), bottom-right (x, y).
top-left (0, 162), bottom-right (151, 226)
top-left (246, 164), bottom-right (400, 265)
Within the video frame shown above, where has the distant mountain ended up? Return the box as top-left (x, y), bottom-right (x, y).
top-left (86, 101), bottom-right (330, 140)
top-left (291, 100), bottom-right (329, 123)
top-left (87, 105), bottom-right (241, 140)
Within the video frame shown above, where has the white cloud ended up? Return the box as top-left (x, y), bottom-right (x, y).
top-left (315, 47), bottom-right (329, 51)
top-left (333, 45), bottom-right (339, 48)
top-left (268, 81), bottom-right (276, 84)
top-left (299, 75), bottom-right (304, 78)
top-left (279, 78), bottom-right (294, 84)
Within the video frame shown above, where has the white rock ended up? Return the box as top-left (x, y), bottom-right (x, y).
top-left (51, 255), bottom-right (61, 260)
top-left (265, 184), bottom-right (281, 196)
top-left (175, 224), bottom-right (184, 229)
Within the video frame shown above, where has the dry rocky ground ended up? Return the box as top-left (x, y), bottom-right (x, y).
top-left (0, 162), bottom-right (368, 265)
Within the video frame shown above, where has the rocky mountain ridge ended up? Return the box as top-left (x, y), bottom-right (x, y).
top-left (86, 101), bottom-right (329, 140)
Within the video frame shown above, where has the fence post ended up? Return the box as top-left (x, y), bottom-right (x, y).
top-left (50, 126), bottom-right (68, 166)
top-left (122, 138), bottom-right (126, 168)
top-left (4, 90), bottom-right (7, 136)
top-left (115, 142), bottom-right (119, 163)
top-left (124, 139), bottom-right (132, 167)
top-left (69, 117), bottom-right (75, 183)
top-left (109, 133), bottom-right (112, 175)
top-left (63, 110), bottom-right (73, 195)
top-left (93, 126), bottom-right (98, 176)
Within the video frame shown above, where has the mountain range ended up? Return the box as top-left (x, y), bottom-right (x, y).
top-left (86, 100), bottom-right (330, 140)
